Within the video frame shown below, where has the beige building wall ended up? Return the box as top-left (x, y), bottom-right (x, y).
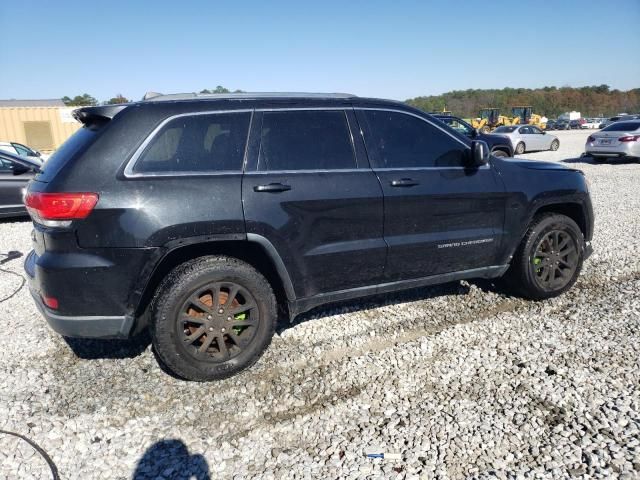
top-left (0, 106), bottom-right (83, 153)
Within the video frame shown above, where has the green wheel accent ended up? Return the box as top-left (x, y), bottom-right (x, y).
top-left (233, 312), bottom-right (248, 334)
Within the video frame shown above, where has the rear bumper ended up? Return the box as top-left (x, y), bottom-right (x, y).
top-left (25, 248), bottom-right (143, 338)
top-left (29, 287), bottom-right (134, 338)
top-left (586, 144), bottom-right (639, 159)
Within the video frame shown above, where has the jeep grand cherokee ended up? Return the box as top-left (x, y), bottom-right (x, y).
top-left (24, 92), bottom-right (594, 381)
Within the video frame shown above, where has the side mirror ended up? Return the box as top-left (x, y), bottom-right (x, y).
top-left (470, 140), bottom-right (490, 166)
top-left (470, 129), bottom-right (479, 138)
top-left (35, 151), bottom-right (42, 157)
top-left (12, 165), bottom-right (31, 175)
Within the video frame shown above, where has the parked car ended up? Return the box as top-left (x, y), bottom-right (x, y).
top-left (492, 125), bottom-right (560, 154)
top-left (555, 120), bottom-right (570, 130)
top-left (0, 141), bottom-right (47, 163)
top-left (432, 115), bottom-right (513, 156)
top-left (0, 150), bottom-right (41, 217)
top-left (24, 93), bottom-right (594, 381)
top-left (599, 115), bottom-right (639, 129)
top-left (545, 119), bottom-right (558, 131)
top-left (581, 118), bottom-right (601, 129)
top-left (569, 120), bottom-right (583, 129)
top-left (585, 120), bottom-right (640, 162)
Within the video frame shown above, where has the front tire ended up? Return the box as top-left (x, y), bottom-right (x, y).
top-left (505, 214), bottom-right (584, 300)
top-left (151, 256), bottom-right (277, 381)
top-left (492, 149), bottom-right (508, 158)
top-left (515, 142), bottom-right (526, 155)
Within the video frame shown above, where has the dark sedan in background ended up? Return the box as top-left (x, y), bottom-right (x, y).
top-left (432, 115), bottom-right (514, 157)
top-left (0, 150), bottom-right (40, 218)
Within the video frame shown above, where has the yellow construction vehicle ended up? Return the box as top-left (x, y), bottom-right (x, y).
top-left (511, 106), bottom-right (547, 129)
top-left (471, 108), bottom-right (514, 133)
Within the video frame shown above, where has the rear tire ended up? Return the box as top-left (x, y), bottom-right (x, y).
top-left (504, 214), bottom-right (584, 300)
top-left (492, 149), bottom-right (508, 158)
top-left (151, 256), bottom-right (277, 381)
top-left (515, 142), bottom-right (526, 155)
top-left (550, 140), bottom-right (560, 151)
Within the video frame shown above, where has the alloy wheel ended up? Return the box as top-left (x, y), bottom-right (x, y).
top-left (531, 230), bottom-right (579, 291)
top-left (177, 282), bottom-right (259, 362)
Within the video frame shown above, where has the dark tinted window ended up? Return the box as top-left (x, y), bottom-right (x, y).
top-left (258, 111), bottom-right (355, 171)
top-left (602, 121), bottom-right (640, 132)
top-left (38, 127), bottom-right (99, 182)
top-left (362, 110), bottom-right (466, 168)
top-left (135, 112), bottom-right (251, 173)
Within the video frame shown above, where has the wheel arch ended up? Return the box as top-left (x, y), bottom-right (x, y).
top-left (491, 145), bottom-right (512, 157)
top-left (130, 235), bottom-right (295, 331)
top-left (532, 202), bottom-right (588, 240)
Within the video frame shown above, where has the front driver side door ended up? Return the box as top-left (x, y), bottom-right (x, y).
top-left (356, 108), bottom-right (506, 282)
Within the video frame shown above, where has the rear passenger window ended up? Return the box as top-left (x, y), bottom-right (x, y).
top-left (258, 111), bottom-right (355, 171)
top-left (134, 112), bottom-right (251, 173)
top-left (362, 110), bottom-right (467, 168)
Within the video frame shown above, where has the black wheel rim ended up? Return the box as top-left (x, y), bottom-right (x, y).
top-left (531, 230), bottom-right (579, 291)
top-left (177, 282), bottom-right (259, 362)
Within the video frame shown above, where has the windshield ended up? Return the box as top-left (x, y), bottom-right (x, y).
top-left (442, 118), bottom-right (473, 136)
top-left (602, 121), bottom-right (640, 132)
top-left (493, 126), bottom-right (517, 133)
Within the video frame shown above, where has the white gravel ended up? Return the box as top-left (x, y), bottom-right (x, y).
top-left (0, 128), bottom-right (639, 479)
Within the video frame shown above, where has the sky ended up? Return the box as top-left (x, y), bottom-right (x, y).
top-left (1, 0), bottom-right (639, 102)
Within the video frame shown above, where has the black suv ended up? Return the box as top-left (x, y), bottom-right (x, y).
top-left (432, 115), bottom-right (514, 157)
top-left (24, 93), bottom-right (594, 381)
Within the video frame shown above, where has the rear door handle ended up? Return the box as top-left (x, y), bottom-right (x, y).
top-left (253, 183), bottom-right (291, 193)
top-left (390, 178), bottom-right (419, 187)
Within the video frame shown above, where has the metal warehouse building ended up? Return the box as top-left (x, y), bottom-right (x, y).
top-left (0, 99), bottom-right (83, 153)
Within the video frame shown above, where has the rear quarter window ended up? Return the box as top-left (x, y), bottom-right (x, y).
top-left (132, 112), bottom-right (251, 174)
top-left (36, 127), bottom-right (99, 182)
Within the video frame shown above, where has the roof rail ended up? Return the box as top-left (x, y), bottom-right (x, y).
top-left (141, 92), bottom-right (357, 102)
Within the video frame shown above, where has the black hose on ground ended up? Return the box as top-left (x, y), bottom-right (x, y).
top-left (0, 429), bottom-right (60, 480)
top-left (0, 251), bottom-right (24, 303)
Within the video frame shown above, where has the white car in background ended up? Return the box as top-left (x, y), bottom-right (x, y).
top-left (0, 141), bottom-right (47, 163)
top-left (492, 125), bottom-right (560, 154)
top-left (582, 118), bottom-right (602, 129)
top-left (585, 120), bottom-right (640, 162)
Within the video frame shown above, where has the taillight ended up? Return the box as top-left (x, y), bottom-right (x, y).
top-left (618, 135), bottom-right (640, 142)
top-left (24, 192), bottom-right (98, 227)
top-left (587, 136), bottom-right (595, 143)
top-left (42, 294), bottom-right (59, 310)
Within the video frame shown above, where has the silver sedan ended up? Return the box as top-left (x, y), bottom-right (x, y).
top-left (493, 125), bottom-right (560, 154)
top-left (585, 120), bottom-right (640, 162)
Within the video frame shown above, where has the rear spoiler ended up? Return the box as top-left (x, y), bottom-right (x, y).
top-left (72, 105), bottom-right (128, 125)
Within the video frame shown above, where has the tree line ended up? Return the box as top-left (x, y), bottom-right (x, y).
top-left (63, 85), bottom-right (640, 119)
top-left (406, 85), bottom-right (640, 119)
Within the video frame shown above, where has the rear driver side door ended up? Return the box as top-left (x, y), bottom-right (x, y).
top-left (242, 108), bottom-right (386, 299)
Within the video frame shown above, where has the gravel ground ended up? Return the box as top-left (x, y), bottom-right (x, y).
top-left (1, 129), bottom-right (639, 479)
